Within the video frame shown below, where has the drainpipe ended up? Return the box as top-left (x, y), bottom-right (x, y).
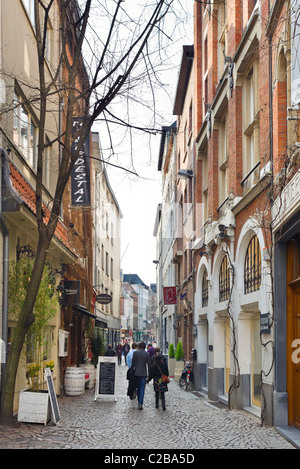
top-left (268, 1), bottom-right (273, 186)
top-left (0, 149), bottom-right (9, 395)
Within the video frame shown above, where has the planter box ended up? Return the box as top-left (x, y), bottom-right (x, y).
top-left (174, 361), bottom-right (185, 382)
top-left (168, 357), bottom-right (176, 378)
top-left (18, 389), bottom-right (50, 425)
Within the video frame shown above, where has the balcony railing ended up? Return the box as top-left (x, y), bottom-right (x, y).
top-left (240, 161), bottom-right (260, 196)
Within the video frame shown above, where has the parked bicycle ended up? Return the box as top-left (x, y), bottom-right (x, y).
top-left (179, 361), bottom-right (194, 391)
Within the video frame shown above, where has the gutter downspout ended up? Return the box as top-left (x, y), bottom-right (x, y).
top-left (0, 149), bottom-right (9, 395)
top-left (268, 0), bottom-right (274, 189)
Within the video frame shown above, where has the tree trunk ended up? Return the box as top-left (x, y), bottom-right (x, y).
top-left (0, 234), bottom-right (51, 424)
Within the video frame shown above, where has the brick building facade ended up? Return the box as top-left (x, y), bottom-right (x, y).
top-left (158, 0), bottom-right (300, 430)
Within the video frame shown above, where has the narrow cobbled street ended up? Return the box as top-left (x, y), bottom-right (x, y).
top-left (0, 363), bottom-right (295, 451)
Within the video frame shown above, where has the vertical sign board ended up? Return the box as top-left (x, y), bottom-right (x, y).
top-left (61, 280), bottom-right (80, 306)
top-left (163, 286), bottom-right (177, 305)
top-left (45, 368), bottom-right (60, 425)
top-left (71, 118), bottom-right (91, 206)
top-left (94, 356), bottom-right (117, 401)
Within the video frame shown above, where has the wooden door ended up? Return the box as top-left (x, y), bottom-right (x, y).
top-left (288, 283), bottom-right (300, 428)
top-left (287, 238), bottom-right (300, 427)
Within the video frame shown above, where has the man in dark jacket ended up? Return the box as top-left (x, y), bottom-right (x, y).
top-left (131, 342), bottom-right (151, 410)
top-left (122, 342), bottom-right (130, 365)
top-left (104, 345), bottom-right (116, 356)
top-left (147, 343), bottom-right (156, 364)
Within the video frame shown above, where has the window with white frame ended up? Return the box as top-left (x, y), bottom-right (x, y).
top-left (202, 268), bottom-right (209, 307)
top-left (244, 235), bottom-right (261, 294)
top-left (201, 149), bottom-right (208, 224)
top-left (291, 0), bottom-right (300, 106)
top-left (13, 92), bottom-right (38, 170)
top-left (22, 0), bottom-right (35, 27)
top-left (110, 258), bottom-right (114, 280)
top-left (242, 62), bottom-right (260, 194)
top-left (45, 19), bottom-right (53, 63)
top-left (219, 254), bottom-right (230, 302)
top-left (218, 113), bottom-right (228, 206)
top-left (43, 139), bottom-right (51, 189)
top-left (217, 0), bottom-right (227, 82)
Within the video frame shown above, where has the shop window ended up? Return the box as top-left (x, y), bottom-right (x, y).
top-left (244, 235), bottom-right (261, 294)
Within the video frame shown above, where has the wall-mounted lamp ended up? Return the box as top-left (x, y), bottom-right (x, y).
top-left (17, 244), bottom-right (35, 259)
top-left (223, 51), bottom-right (232, 63)
top-left (219, 231), bottom-right (228, 240)
top-left (218, 224), bottom-right (228, 240)
top-left (177, 169), bottom-right (194, 179)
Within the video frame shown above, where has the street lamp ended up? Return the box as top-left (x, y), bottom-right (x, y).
top-left (177, 169), bottom-right (194, 179)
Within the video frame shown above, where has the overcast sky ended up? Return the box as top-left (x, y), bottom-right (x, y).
top-left (93, 1), bottom-right (193, 287)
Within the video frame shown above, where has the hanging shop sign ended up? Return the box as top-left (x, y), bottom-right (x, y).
top-left (71, 118), bottom-right (91, 206)
top-left (96, 293), bottom-right (112, 305)
top-left (163, 286), bottom-right (177, 305)
top-left (61, 280), bottom-right (80, 306)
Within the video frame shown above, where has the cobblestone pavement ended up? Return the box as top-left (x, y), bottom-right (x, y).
top-left (0, 364), bottom-right (295, 450)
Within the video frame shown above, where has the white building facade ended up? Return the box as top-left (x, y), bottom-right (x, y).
top-left (92, 132), bottom-right (122, 349)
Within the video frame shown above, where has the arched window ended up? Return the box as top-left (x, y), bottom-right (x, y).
top-left (202, 269), bottom-right (209, 307)
top-left (244, 235), bottom-right (261, 294)
top-left (219, 255), bottom-right (230, 302)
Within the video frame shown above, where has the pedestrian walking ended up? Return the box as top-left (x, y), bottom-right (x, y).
top-left (116, 342), bottom-right (123, 365)
top-left (147, 353), bottom-right (169, 411)
top-left (147, 343), bottom-right (156, 364)
top-left (122, 341), bottom-right (130, 365)
top-left (154, 347), bottom-right (166, 363)
top-left (130, 341), bottom-right (151, 410)
top-left (104, 344), bottom-right (116, 357)
top-left (126, 342), bottom-right (137, 368)
top-left (126, 342), bottom-right (138, 399)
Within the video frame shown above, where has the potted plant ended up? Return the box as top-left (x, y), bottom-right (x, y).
top-left (18, 363), bottom-right (50, 425)
top-left (174, 341), bottom-right (185, 382)
top-left (90, 329), bottom-right (105, 366)
top-left (10, 259), bottom-right (58, 424)
top-left (168, 343), bottom-right (176, 378)
top-left (175, 341), bottom-right (184, 360)
top-left (44, 361), bottom-right (55, 373)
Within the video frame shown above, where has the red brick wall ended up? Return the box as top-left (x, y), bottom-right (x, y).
top-left (273, 82), bottom-right (287, 175)
top-left (207, 130), bottom-right (219, 219)
top-left (228, 86), bottom-right (243, 197)
top-left (194, 1), bottom-right (203, 135)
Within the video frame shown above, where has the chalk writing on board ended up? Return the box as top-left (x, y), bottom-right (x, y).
top-left (45, 368), bottom-right (60, 425)
top-left (99, 362), bottom-right (115, 395)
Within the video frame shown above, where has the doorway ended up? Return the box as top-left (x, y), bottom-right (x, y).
top-left (251, 312), bottom-right (261, 408)
top-left (225, 317), bottom-right (231, 395)
top-left (287, 238), bottom-right (300, 428)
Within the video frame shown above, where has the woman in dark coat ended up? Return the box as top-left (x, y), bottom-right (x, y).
top-left (116, 342), bottom-right (123, 365)
top-left (147, 353), bottom-right (169, 410)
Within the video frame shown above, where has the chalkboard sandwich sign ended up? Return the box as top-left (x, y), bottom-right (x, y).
top-left (94, 356), bottom-right (117, 402)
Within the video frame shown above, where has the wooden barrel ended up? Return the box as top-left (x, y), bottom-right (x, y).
top-left (64, 367), bottom-right (85, 396)
top-left (79, 364), bottom-right (95, 389)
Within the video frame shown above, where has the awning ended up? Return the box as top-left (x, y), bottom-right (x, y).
top-left (95, 319), bottom-right (108, 328)
top-left (73, 304), bottom-right (97, 320)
